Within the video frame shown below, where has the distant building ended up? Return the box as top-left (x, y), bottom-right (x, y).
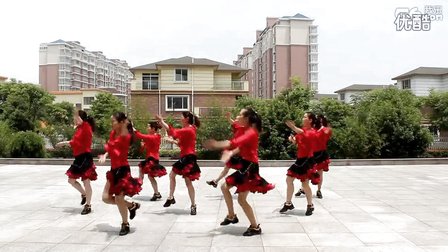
top-left (130, 56), bottom-right (248, 117)
top-left (39, 40), bottom-right (132, 108)
top-left (50, 88), bottom-right (107, 112)
top-left (0, 76), bottom-right (7, 82)
top-left (392, 67), bottom-right (448, 96)
top-left (314, 93), bottom-right (338, 100)
top-left (234, 13), bottom-right (318, 98)
top-left (334, 84), bottom-right (392, 103)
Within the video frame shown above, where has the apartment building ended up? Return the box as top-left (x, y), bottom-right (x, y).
top-left (234, 13), bottom-right (318, 98)
top-left (392, 67), bottom-right (448, 96)
top-left (334, 84), bottom-right (392, 103)
top-left (39, 40), bottom-right (132, 108)
top-left (130, 56), bottom-right (249, 117)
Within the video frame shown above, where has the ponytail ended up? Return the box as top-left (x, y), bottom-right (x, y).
top-left (112, 111), bottom-right (134, 144)
top-left (149, 121), bottom-right (162, 131)
top-left (182, 111), bottom-right (201, 128)
top-left (78, 110), bottom-right (96, 132)
top-left (127, 119), bottom-right (135, 144)
top-left (243, 107), bottom-right (262, 132)
top-left (306, 112), bottom-right (320, 130)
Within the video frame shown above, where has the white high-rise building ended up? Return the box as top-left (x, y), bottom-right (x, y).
top-left (39, 39), bottom-right (132, 106)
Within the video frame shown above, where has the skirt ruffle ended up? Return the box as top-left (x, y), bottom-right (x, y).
top-left (139, 156), bottom-right (167, 178)
top-left (287, 157), bottom-right (321, 184)
top-left (313, 150), bottom-right (330, 172)
top-left (172, 154), bottom-right (201, 181)
top-left (225, 160), bottom-right (275, 194)
top-left (66, 152), bottom-right (97, 181)
top-left (106, 166), bottom-right (142, 197)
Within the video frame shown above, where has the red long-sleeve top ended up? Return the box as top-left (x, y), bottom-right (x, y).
top-left (69, 122), bottom-right (92, 156)
top-left (295, 128), bottom-right (317, 158)
top-left (135, 131), bottom-right (161, 160)
top-left (104, 130), bottom-right (131, 169)
top-left (231, 121), bottom-right (245, 139)
top-left (315, 127), bottom-right (332, 152)
top-left (229, 127), bottom-right (259, 163)
top-left (168, 125), bottom-right (196, 157)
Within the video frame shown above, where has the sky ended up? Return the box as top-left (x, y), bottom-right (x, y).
top-left (1, 0), bottom-right (447, 93)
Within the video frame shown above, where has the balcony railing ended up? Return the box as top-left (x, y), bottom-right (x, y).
top-left (130, 80), bottom-right (249, 91)
top-left (213, 81), bottom-right (248, 91)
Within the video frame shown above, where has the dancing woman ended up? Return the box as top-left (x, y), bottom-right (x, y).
top-left (99, 112), bottom-right (142, 236)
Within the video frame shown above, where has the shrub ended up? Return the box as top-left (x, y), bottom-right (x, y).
top-left (9, 131), bottom-right (46, 158)
top-left (0, 122), bottom-right (13, 157)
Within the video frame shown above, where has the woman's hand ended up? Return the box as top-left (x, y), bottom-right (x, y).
top-left (98, 153), bottom-right (107, 164)
top-left (55, 141), bottom-right (68, 148)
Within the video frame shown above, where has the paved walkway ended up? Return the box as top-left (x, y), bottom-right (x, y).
top-left (0, 164), bottom-right (448, 252)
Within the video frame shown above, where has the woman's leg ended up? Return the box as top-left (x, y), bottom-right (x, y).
top-left (221, 183), bottom-right (235, 217)
top-left (168, 170), bottom-right (176, 199)
top-left (148, 175), bottom-right (159, 194)
top-left (215, 167), bottom-right (231, 183)
top-left (317, 169), bottom-right (323, 191)
top-left (115, 192), bottom-right (133, 223)
top-left (102, 180), bottom-right (116, 204)
top-left (286, 176), bottom-right (295, 203)
top-left (68, 178), bottom-right (86, 195)
top-left (302, 180), bottom-right (313, 205)
top-left (82, 179), bottom-right (92, 205)
top-left (237, 191), bottom-right (257, 227)
top-left (184, 178), bottom-right (195, 206)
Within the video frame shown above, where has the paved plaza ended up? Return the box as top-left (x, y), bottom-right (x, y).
top-left (0, 164), bottom-right (448, 252)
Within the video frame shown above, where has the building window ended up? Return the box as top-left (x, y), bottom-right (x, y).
top-left (340, 93), bottom-right (345, 101)
top-left (402, 79), bottom-right (411, 89)
top-left (175, 69), bottom-right (188, 82)
top-left (142, 73), bottom-right (159, 90)
top-left (83, 97), bottom-right (95, 105)
top-left (166, 95), bottom-right (189, 111)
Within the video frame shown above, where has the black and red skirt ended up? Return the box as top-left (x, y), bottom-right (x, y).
top-left (287, 157), bottom-right (320, 185)
top-left (66, 152), bottom-right (97, 181)
top-left (225, 159), bottom-right (275, 194)
top-left (313, 150), bottom-right (330, 172)
top-left (106, 166), bottom-right (142, 197)
top-left (172, 154), bottom-right (201, 181)
top-left (225, 155), bottom-right (243, 170)
top-left (139, 156), bottom-right (167, 178)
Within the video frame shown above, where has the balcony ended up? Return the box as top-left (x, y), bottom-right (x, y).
top-left (130, 80), bottom-right (249, 92)
top-left (213, 81), bottom-right (249, 91)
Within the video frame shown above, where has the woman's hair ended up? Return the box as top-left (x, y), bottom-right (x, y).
top-left (305, 112), bottom-right (321, 130)
top-left (78, 110), bottom-right (95, 132)
top-left (113, 112), bottom-right (135, 144)
top-left (318, 114), bottom-right (329, 127)
top-left (182, 111), bottom-right (200, 128)
top-left (242, 107), bottom-right (262, 132)
top-left (149, 121), bottom-right (162, 131)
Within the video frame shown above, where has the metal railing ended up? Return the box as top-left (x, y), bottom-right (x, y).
top-left (428, 137), bottom-right (448, 151)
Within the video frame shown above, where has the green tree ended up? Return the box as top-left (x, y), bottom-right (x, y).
top-left (90, 93), bottom-right (124, 139)
top-left (0, 122), bottom-right (13, 157)
top-left (424, 90), bottom-right (448, 130)
top-left (234, 82), bottom-right (313, 159)
top-left (355, 88), bottom-right (432, 158)
top-left (0, 83), bottom-right (54, 131)
top-left (46, 101), bottom-right (75, 126)
top-left (309, 98), bottom-right (354, 128)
